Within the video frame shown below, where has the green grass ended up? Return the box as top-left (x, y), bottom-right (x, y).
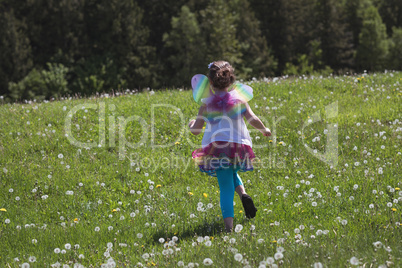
top-left (0, 72), bottom-right (401, 267)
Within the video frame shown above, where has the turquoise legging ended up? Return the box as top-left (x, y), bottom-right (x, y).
top-left (216, 167), bottom-right (243, 218)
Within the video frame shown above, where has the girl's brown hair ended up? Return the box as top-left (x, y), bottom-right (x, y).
top-left (208, 61), bottom-right (235, 90)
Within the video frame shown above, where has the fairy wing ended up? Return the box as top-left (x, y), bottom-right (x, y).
top-left (191, 74), bottom-right (213, 105)
top-left (230, 82), bottom-right (253, 102)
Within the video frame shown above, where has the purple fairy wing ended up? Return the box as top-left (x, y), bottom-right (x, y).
top-left (231, 82), bottom-right (253, 102)
top-left (191, 74), bottom-right (212, 105)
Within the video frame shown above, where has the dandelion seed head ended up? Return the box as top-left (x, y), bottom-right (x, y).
top-left (350, 257), bottom-right (359, 265)
top-left (234, 253), bottom-right (243, 261)
top-left (203, 258), bottom-right (213, 266)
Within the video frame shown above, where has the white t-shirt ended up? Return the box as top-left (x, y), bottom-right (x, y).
top-left (201, 91), bottom-right (252, 148)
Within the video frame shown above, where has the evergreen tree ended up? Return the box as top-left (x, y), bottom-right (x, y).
top-left (137, 0), bottom-right (189, 55)
top-left (199, 0), bottom-right (242, 66)
top-left (75, 0), bottom-right (157, 91)
top-left (230, 0), bottom-right (277, 78)
top-left (373, 0), bottom-right (402, 36)
top-left (388, 27), bottom-right (402, 70)
top-left (343, 0), bottom-right (373, 51)
top-left (0, 5), bottom-right (32, 97)
top-left (356, 5), bottom-right (389, 71)
top-left (8, 0), bottom-right (84, 69)
top-left (249, 0), bottom-right (316, 73)
top-left (315, 0), bottom-right (354, 70)
top-left (163, 5), bottom-right (206, 86)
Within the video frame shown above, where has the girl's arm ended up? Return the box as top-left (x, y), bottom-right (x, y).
top-left (188, 106), bottom-right (206, 135)
top-left (244, 103), bottom-right (271, 136)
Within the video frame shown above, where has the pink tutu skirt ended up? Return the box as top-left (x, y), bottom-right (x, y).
top-left (192, 141), bottom-right (255, 177)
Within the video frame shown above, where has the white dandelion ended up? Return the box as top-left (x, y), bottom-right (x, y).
top-left (266, 257), bottom-right (275, 264)
top-left (274, 252), bottom-right (283, 260)
top-left (203, 258), bottom-right (213, 266)
top-left (235, 224), bottom-right (243, 233)
top-left (234, 253), bottom-right (243, 262)
top-left (313, 262), bottom-right (323, 268)
top-left (350, 257), bottom-right (359, 265)
top-left (142, 253), bottom-right (149, 260)
top-left (373, 241), bottom-right (382, 248)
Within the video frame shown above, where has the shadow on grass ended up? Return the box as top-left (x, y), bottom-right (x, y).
top-left (149, 217), bottom-right (251, 245)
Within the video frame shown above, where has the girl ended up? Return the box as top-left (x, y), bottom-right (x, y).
top-left (188, 61), bottom-right (271, 232)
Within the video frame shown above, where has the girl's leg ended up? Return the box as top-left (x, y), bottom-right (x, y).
top-left (233, 171), bottom-right (257, 218)
top-left (233, 172), bottom-right (246, 198)
top-left (216, 168), bottom-right (236, 232)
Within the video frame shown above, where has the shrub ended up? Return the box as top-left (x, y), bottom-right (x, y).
top-left (8, 63), bottom-right (69, 101)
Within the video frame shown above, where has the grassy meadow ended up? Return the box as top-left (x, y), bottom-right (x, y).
top-left (0, 72), bottom-right (401, 267)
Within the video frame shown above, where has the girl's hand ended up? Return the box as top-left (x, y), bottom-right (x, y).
top-left (188, 119), bottom-right (196, 128)
top-left (262, 128), bottom-right (272, 137)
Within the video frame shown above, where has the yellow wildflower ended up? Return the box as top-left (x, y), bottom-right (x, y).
top-left (269, 140), bottom-right (273, 143)
top-left (188, 192), bottom-right (194, 196)
top-left (74, 218), bottom-right (79, 222)
top-left (175, 141), bottom-right (180, 145)
top-left (239, 210), bottom-right (243, 213)
top-left (156, 185), bottom-right (162, 188)
top-left (272, 240), bottom-right (277, 243)
top-left (203, 193), bottom-right (208, 198)
top-left (112, 209), bottom-right (117, 212)
top-left (278, 142), bottom-right (283, 145)
top-left (0, 208), bottom-right (6, 212)
top-left (395, 187), bottom-right (400, 191)
top-left (391, 208), bottom-right (397, 212)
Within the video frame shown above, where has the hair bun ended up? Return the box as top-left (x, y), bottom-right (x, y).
top-left (208, 61), bottom-right (235, 90)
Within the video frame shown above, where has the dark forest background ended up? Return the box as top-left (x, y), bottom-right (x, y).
top-left (0, 0), bottom-right (401, 101)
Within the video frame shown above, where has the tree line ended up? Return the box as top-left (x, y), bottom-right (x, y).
top-left (0, 0), bottom-right (401, 101)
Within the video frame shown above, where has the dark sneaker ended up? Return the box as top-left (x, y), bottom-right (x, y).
top-left (241, 194), bottom-right (257, 218)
